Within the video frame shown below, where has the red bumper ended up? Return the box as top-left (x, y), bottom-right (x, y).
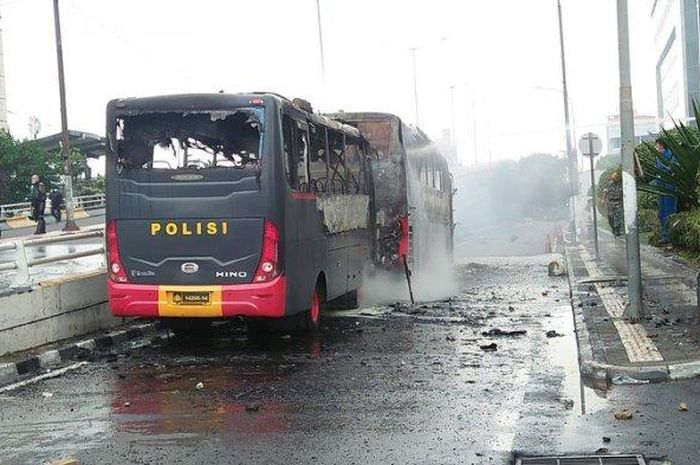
top-left (107, 277), bottom-right (287, 318)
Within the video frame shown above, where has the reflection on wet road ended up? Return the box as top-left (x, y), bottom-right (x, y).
top-left (1, 255), bottom-right (698, 464)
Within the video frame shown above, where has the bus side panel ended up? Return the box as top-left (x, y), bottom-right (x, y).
top-left (347, 240), bottom-right (368, 293)
top-left (283, 197), bottom-right (371, 314)
top-left (283, 198), bottom-right (329, 315)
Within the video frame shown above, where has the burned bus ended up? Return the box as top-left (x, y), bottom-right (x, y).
top-left (105, 93), bottom-right (373, 333)
top-left (328, 112), bottom-right (454, 273)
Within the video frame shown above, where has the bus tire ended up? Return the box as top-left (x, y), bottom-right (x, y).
top-left (304, 286), bottom-right (323, 332)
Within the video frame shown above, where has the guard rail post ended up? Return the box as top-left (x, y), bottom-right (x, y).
top-left (13, 240), bottom-right (31, 288)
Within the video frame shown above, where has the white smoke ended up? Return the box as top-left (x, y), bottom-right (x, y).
top-left (361, 143), bottom-right (458, 305)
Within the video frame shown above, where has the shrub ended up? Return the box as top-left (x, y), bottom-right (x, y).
top-left (636, 101), bottom-right (700, 210)
top-left (638, 208), bottom-right (660, 234)
top-left (668, 210), bottom-right (700, 251)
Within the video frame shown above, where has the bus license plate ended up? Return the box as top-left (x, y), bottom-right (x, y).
top-left (169, 291), bottom-right (211, 306)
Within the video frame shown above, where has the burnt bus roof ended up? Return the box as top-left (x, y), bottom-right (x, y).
top-left (327, 111), bottom-right (445, 162)
top-left (326, 111), bottom-right (401, 128)
top-left (106, 92), bottom-right (361, 138)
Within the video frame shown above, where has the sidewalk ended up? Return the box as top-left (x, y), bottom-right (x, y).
top-left (566, 230), bottom-right (700, 384)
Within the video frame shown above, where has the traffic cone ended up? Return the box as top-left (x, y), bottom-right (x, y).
top-left (545, 234), bottom-right (552, 253)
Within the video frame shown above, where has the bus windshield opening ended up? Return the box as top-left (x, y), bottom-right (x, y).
top-left (113, 109), bottom-right (264, 172)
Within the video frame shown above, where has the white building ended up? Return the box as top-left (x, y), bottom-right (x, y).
top-left (651, 0), bottom-right (700, 127)
top-left (605, 114), bottom-right (658, 156)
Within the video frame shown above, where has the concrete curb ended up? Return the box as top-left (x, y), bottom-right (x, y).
top-left (0, 322), bottom-right (162, 387)
top-left (579, 359), bottom-right (700, 383)
top-left (565, 245), bottom-right (700, 384)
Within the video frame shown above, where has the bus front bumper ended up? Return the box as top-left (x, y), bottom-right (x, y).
top-left (107, 277), bottom-right (286, 318)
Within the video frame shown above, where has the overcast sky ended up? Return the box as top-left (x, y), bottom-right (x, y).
top-left (1, 0), bottom-right (656, 167)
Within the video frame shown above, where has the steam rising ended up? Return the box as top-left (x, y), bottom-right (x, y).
top-left (361, 143), bottom-right (458, 305)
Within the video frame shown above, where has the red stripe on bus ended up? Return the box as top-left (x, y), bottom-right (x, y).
top-left (399, 215), bottom-right (409, 257)
top-left (107, 277), bottom-right (287, 318)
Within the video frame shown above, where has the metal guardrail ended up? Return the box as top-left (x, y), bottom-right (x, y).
top-left (0, 193), bottom-right (105, 220)
top-left (0, 225), bottom-right (105, 287)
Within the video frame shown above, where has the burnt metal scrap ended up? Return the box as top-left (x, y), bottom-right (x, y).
top-left (316, 194), bottom-right (370, 234)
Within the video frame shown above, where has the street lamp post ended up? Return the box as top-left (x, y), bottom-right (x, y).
top-left (557, 0), bottom-right (577, 243)
top-left (52, 0), bottom-right (78, 231)
top-left (315, 0), bottom-right (325, 82)
top-left (617, 0), bottom-right (644, 320)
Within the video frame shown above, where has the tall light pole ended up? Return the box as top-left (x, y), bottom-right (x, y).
top-left (557, 0), bottom-right (577, 243)
top-left (53, 0), bottom-right (78, 231)
top-left (315, 0), bottom-right (325, 82)
top-left (410, 47), bottom-right (419, 126)
top-left (617, 0), bottom-right (643, 320)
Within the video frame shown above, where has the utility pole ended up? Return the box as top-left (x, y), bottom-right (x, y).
top-left (557, 0), bottom-right (577, 243)
top-left (315, 0), bottom-right (325, 82)
top-left (617, 0), bottom-right (643, 320)
top-left (410, 47), bottom-right (419, 126)
top-left (53, 0), bottom-right (78, 231)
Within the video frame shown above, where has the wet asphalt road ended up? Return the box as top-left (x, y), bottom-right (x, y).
top-left (1, 255), bottom-right (700, 464)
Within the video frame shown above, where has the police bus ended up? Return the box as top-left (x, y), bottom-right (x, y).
top-left (328, 112), bottom-right (454, 273)
top-left (105, 93), bottom-right (373, 333)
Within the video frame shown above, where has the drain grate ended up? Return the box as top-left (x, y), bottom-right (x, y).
top-left (516, 455), bottom-right (646, 465)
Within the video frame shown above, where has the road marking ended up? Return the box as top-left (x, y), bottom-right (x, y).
top-left (579, 247), bottom-right (663, 363)
top-left (0, 362), bottom-right (88, 393)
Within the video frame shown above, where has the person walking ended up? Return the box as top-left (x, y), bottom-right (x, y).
top-left (49, 187), bottom-right (63, 222)
top-left (602, 169), bottom-right (624, 236)
top-left (29, 175), bottom-right (47, 235)
top-left (655, 138), bottom-right (678, 244)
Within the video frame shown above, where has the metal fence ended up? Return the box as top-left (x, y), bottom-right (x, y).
top-left (0, 225), bottom-right (105, 287)
top-left (0, 193), bottom-right (105, 220)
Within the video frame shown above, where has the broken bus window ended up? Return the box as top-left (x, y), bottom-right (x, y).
top-left (114, 108), bottom-right (264, 172)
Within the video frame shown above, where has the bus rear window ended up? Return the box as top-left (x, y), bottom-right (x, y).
top-left (355, 120), bottom-right (397, 158)
top-left (113, 109), bottom-right (264, 171)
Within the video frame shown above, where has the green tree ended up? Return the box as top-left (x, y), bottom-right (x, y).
top-left (0, 132), bottom-right (87, 204)
top-left (0, 133), bottom-right (60, 204)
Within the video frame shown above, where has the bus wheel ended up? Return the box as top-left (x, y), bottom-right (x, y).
top-left (305, 287), bottom-right (322, 332)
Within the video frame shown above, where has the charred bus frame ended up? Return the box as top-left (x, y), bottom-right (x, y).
top-left (328, 112), bottom-right (454, 272)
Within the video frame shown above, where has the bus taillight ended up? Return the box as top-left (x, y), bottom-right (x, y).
top-left (253, 220), bottom-right (281, 283)
top-left (106, 220), bottom-right (129, 283)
